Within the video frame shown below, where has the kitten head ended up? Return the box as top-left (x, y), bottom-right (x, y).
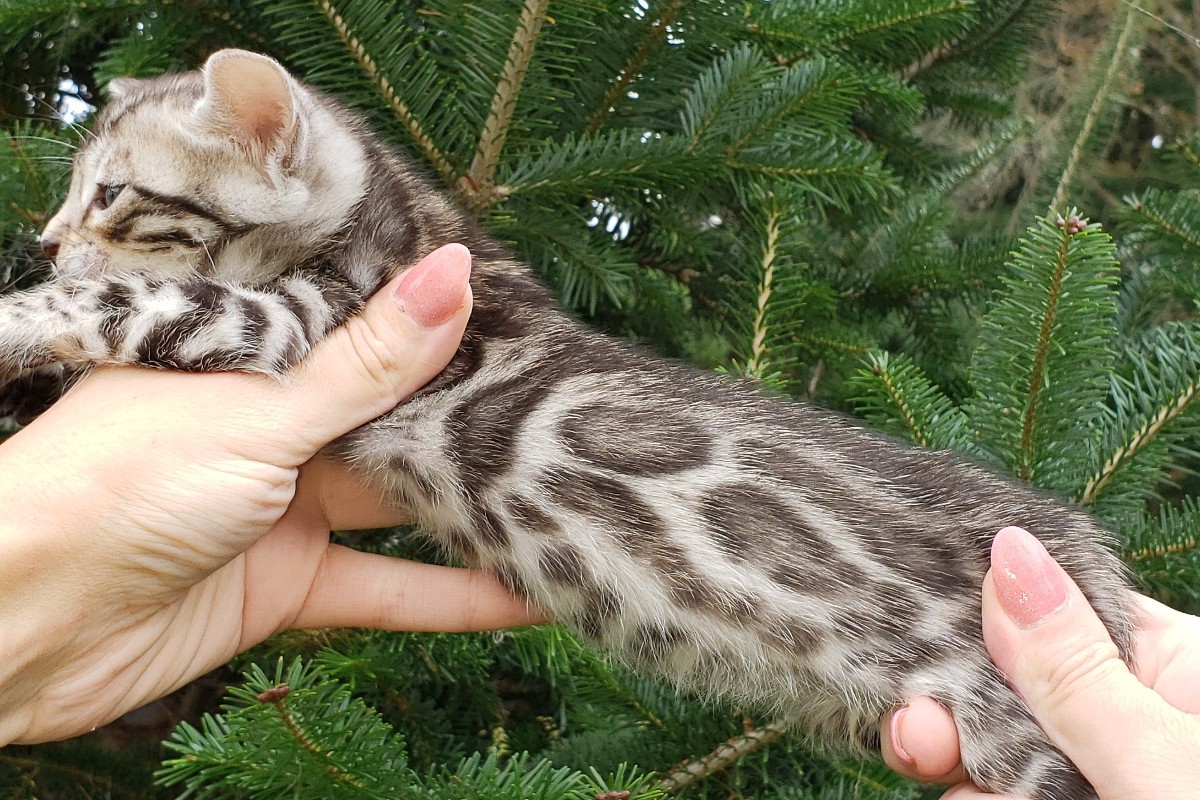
top-left (40, 49), bottom-right (367, 283)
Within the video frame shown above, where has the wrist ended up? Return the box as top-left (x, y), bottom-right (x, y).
top-left (0, 517), bottom-right (88, 747)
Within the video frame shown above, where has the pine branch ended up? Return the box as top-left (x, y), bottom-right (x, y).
top-left (1080, 372), bottom-right (1200, 506)
top-left (1127, 529), bottom-right (1200, 564)
top-left (653, 718), bottom-right (789, 794)
top-left (431, 751), bottom-right (591, 800)
top-left (314, 0), bottom-right (455, 185)
top-left (1126, 196), bottom-right (1200, 252)
top-left (746, 205), bottom-right (781, 379)
top-left (848, 351), bottom-right (966, 449)
top-left (795, 331), bottom-right (870, 357)
top-left (1077, 325), bottom-right (1200, 515)
top-left (585, 0), bottom-right (687, 134)
top-left (819, 0), bottom-right (968, 50)
top-left (749, 0), bottom-right (974, 73)
top-left (1122, 188), bottom-right (1200, 269)
top-left (965, 212), bottom-right (1119, 491)
top-left (158, 659), bottom-right (415, 798)
top-left (681, 44), bottom-right (770, 152)
top-left (899, 0), bottom-right (1034, 81)
top-left (258, 685), bottom-right (371, 792)
top-left (1050, 2), bottom-right (1136, 212)
top-left (728, 148), bottom-right (891, 209)
top-left (495, 130), bottom-right (697, 199)
top-left (1174, 135), bottom-right (1200, 175)
top-left (1016, 225), bottom-right (1070, 482)
top-left (875, 364), bottom-right (928, 448)
top-left (459, 0), bottom-right (551, 210)
top-left (1120, 499), bottom-right (1200, 612)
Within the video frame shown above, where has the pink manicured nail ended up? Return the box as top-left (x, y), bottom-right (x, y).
top-left (889, 705), bottom-right (915, 766)
top-left (395, 244), bottom-right (472, 328)
top-left (991, 526), bottom-right (1068, 628)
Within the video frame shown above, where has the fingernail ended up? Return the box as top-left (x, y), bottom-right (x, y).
top-left (395, 244), bottom-right (472, 328)
top-left (991, 526), bottom-right (1068, 628)
top-left (889, 705), bottom-right (916, 767)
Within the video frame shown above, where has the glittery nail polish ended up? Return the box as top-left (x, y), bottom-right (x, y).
top-left (395, 244), bottom-right (471, 328)
top-left (991, 526), bottom-right (1068, 628)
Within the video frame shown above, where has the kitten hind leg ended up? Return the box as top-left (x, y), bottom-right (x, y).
top-left (948, 670), bottom-right (1097, 800)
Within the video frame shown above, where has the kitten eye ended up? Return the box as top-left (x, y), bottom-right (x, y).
top-left (93, 183), bottom-right (126, 210)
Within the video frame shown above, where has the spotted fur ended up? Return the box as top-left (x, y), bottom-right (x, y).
top-left (3, 50), bottom-right (1133, 799)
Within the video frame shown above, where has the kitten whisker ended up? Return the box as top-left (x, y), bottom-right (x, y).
top-left (196, 238), bottom-right (217, 276)
top-left (11, 133), bottom-right (77, 148)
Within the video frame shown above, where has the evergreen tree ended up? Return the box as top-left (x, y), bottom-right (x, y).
top-left (1, 2), bottom-right (1197, 798)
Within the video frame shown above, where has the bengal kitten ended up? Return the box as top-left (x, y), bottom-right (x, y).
top-left (1, 50), bottom-right (1133, 799)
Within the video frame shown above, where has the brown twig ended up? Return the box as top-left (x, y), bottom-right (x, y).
top-left (585, 0), bottom-right (687, 134)
top-left (459, 0), bottom-right (551, 209)
top-left (1078, 373), bottom-right (1200, 505)
top-left (746, 206), bottom-right (781, 379)
top-left (315, 0), bottom-right (456, 185)
top-left (1051, 2), bottom-right (1137, 211)
top-left (654, 718), bottom-right (790, 794)
top-left (1018, 226), bottom-right (1070, 483)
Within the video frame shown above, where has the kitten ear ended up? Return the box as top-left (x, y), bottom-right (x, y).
top-left (198, 49), bottom-right (299, 168)
top-left (105, 77), bottom-right (143, 98)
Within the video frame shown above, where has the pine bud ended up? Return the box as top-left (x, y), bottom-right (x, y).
top-left (256, 685), bottom-right (290, 703)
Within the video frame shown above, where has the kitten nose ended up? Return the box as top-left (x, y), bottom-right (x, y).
top-left (40, 235), bottom-right (60, 263)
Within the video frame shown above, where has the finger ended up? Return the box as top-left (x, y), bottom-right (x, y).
top-left (940, 784), bottom-right (1016, 799)
top-left (983, 526), bottom-right (1200, 793)
top-left (881, 697), bottom-right (967, 784)
top-left (302, 455), bottom-right (413, 530)
top-left (1129, 594), bottom-right (1200, 714)
top-left (282, 243), bottom-right (473, 450)
top-left (291, 544), bottom-right (551, 632)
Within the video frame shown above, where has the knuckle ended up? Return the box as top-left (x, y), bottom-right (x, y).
top-left (341, 314), bottom-right (407, 389)
top-left (1036, 638), bottom-right (1123, 711)
top-left (458, 571), bottom-right (484, 632)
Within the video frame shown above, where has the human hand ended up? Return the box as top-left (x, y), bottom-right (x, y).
top-left (0, 244), bottom-right (546, 746)
top-left (881, 526), bottom-right (1200, 798)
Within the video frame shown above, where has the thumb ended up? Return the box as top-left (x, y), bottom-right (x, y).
top-left (983, 526), bottom-right (1196, 796)
top-left (282, 243), bottom-right (473, 447)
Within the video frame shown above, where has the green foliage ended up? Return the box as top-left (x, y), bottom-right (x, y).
top-left (964, 213), bottom-right (1119, 491)
top-left (3, 1), bottom-right (1200, 799)
top-left (1122, 498), bottom-right (1200, 611)
top-left (159, 659), bottom-right (414, 799)
top-left (0, 738), bottom-right (158, 800)
top-left (1121, 134), bottom-right (1200, 309)
top-left (157, 657), bottom-right (669, 800)
top-left (846, 351), bottom-right (966, 449)
top-left (1081, 325), bottom-right (1200, 516)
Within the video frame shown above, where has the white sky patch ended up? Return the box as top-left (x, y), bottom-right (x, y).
top-left (57, 78), bottom-right (95, 125)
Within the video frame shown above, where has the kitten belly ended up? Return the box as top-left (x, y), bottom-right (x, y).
top-left (335, 338), bottom-right (1128, 800)
top-left (340, 400), bottom-right (963, 750)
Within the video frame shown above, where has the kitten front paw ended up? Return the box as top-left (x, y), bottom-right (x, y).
top-left (0, 365), bottom-right (69, 425)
